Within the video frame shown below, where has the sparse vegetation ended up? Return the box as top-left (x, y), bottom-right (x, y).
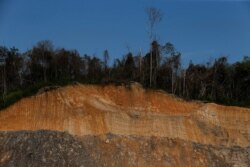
top-left (0, 42), bottom-right (250, 109)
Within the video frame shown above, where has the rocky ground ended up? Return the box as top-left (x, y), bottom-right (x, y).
top-left (0, 130), bottom-right (249, 167)
top-left (0, 84), bottom-right (249, 166)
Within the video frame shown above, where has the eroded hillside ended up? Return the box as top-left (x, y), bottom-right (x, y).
top-left (0, 83), bottom-right (249, 166)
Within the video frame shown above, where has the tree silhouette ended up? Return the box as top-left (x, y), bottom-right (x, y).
top-left (145, 7), bottom-right (163, 87)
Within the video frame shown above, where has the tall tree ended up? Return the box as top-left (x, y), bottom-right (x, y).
top-left (161, 43), bottom-right (181, 94)
top-left (6, 47), bottom-right (24, 89)
top-left (233, 56), bottom-right (250, 104)
top-left (103, 49), bottom-right (109, 70)
top-left (29, 40), bottom-right (54, 82)
top-left (0, 47), bottom-right (8, 96)
top-left (145, 7), bottom-right (163, 87)
top-left (88, 56), bottom-right (103, 83)
top-left (123, 52), bottom-right (135, 81)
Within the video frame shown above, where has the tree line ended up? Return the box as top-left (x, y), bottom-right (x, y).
top-left (0, 40), bottom-right (250, 108)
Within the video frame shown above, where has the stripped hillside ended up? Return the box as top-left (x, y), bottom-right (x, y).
top-left (0, 83), bottom-right (249, 166)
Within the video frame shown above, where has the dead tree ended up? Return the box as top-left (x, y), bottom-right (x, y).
top-left (145, 7), bottom-right (163, 87)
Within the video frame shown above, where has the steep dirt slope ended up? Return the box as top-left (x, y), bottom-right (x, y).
top-left (0, 83), bottom-right (249, 166)
top-left (0, 83), bottom-right (249, 146)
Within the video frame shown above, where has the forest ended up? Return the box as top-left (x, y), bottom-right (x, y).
top-left (0, 40), bottom-right (250, 109)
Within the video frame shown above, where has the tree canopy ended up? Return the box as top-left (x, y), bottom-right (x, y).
top-left (0, 40), bottom-right (249, 109)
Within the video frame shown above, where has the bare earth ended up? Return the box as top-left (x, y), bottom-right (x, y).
top-left (0, 83), bottom-right (249, 166)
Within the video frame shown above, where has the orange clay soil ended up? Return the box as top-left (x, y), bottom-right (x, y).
top-left (0, 83), bottom-right (249, 147)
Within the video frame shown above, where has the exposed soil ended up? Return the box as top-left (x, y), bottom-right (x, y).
top-left (0, 130), bottom-right (249, 167)
top-left (0, 83), bottom-right (249, 166)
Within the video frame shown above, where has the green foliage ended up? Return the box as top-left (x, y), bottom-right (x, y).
top-left (0, 90), bottom-right (23, 108)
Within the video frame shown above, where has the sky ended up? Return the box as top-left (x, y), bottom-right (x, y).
top-left (0, 0), bottom-right (250, 66)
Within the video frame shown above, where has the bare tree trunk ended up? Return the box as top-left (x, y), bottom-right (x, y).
top-left (42, 50), bottom-right (47, 82)
top-left (3, 64), bottom-right (7, 96)
top-left (55, 65), bottom-right (58, 80)
top-left (43, 67), bottom-right (47, 82)
top-left (155, 47), bottom-right (160, 87)
top-left (145, 7), bottom-right (163, 87)
top-left (150, 50), bottom-right (152, 87)
top-left (19, 72), bottom-right (23, 86)
top-left (183, 70), bottom-right (186, 96)
top-left (171, 70), bottom-right (174, 93)
top-left (108, 69), bottom-right (111, 80)
top-left (139, 48), bottom-right (142, 83)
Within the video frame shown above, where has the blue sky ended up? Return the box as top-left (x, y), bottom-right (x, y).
top-left (0, 0), bottom-right (250, 66)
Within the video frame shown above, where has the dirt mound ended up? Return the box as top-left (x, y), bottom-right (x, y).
top-left (0, 83), bottom-right (249, 166)
top-left (1, 130), bottom-right (249, 167)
